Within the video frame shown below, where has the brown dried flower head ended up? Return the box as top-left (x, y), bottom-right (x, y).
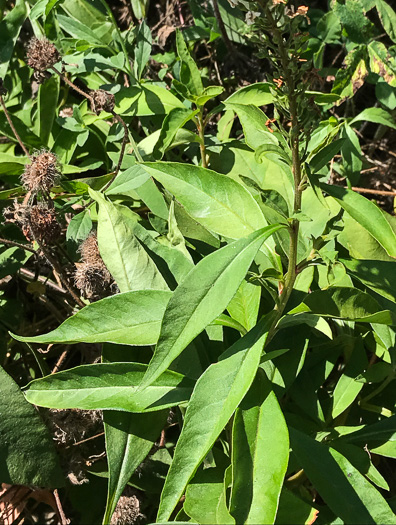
top-left (26, 37), bottom-right (61, 72)
top-left (110, 487), bottom-right (142, 525)
top-left (27, 203), bottom-right (62, 244)
top-left (90, 89), bottom-right (115, 114)
top-left (22, 150), bottom-right (60, 193)
top-left (75, 232), bottom-right (113, 299)
top-left (74, 261), bottom-right (112, 299)
top-left (78, 232), bottom-right (102, 263)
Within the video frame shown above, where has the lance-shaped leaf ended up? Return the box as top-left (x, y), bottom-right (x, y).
top-left (289, 287), bottom-right (396, 325)
top-left (157, 314), bottom-right (275, 522)
top-left (290, 428), bottom-right (396, 524)
top-left (139, 162), bottom-right (268, 240)
top-left (23, 363), bottom-right (195, 413)
top-left (103, 410), bottom-right (168, 524)
top-left (230, 370), bottom-right (289, 524)
top-left (11, 290), bottom-right (172, 346)
top-left (140, 225), bottom-right (283, 389)
top-left (90, 189), bottom-right (169, 292)
top-left (321, 183), bottom-right (396, 258)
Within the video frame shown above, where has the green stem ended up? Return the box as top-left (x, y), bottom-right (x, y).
top-left (360, 373), bottom-right (395, 405)
top-left (196, 109), bottom-right (208, 168)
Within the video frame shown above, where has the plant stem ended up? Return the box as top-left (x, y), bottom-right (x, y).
top-left (50, 66), bottom-right (93, 105)
top-left (0, 236), bottom-right (37, 254)
top-left (197, 111), bottom-right (208, 168)
top-left (102, 111), bottom-right (130, 192)
top-left (0, 94), bottom-right (31, 158)
top-left (260, 2), bottom-right (303, 342)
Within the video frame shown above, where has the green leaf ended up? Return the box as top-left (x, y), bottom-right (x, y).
top-left (275, 489), bottom-right (318, 524)
top-left (106, 164), bottom-right (151, 195)
top-left (37, 74), bottom-right (59, 146)
top-left (309, 139), bottom-right (345, 173)
top-left (225, 103), bottom-right (278, 149)
top-left (133, 21), bottom-right (152, 80)
top-left (11, 290), bottom-right (172, 345)
top-left (176, 29), bottom-right (203, 97)
top-left (103, 410), bottom-right (168, 524)
top-left (153, 107), bottom-right (198, 160)
top-left (195, 86), bottom-right (225, 107)
top-left (140, 162), bottom-right (268, 240)
top-left (350, 107), bottom-right (396, 129)
top-left (140, 225), bottom-right (283, 389)
top-left (230, 370), bottom-right (289, 524)
top-left (332, 338), bottom-right (367, 419)
top-left (157, 314), bottom-right (275, 522)
top-left (376, 0), bottom-right (396, 43)
top-left (23, 363), bottom-right (195, 412)
top-left (66, 209), bottom-right (92, 243)
top-left (321, 183), bottom-right (396, 257)
top-left (289, 287), bottom-right (396, 324)
top-left (57, 13), bottom-right (105, 44)
top-left (332, 45), bottom-right (368, 102)
top-left (115, 84), bottom-right (185, 116)
top-left (225, 82), bottom-right (274, 106)
top-left (290, 428), bottom-right (396, 524)
top-left (342, 258), bottom-right (396, 303)
top-left (130, 0), bottom-right (149, 18)
top-left (0, 365), bottom-right (64, 487)
top-left (0, 0), bottom-right (27, 79)
top-left (227, 279), bottom-right (261, 332)
top-left (333, 0), bottom-right (374, 43)
top-left (368, 41), bottom-right (396, 87)
top-left (90, 189), bottom-right (169, 292)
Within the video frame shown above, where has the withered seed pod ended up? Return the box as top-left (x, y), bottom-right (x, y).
top-left (26, 37), bottom-right (61, 72)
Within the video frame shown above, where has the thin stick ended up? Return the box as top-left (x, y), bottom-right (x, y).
top-left (51, 347), bottom-right (70, 374)
top-left (50, 66), bottom-right (93, 105)
top-left (53, 489), bottom-right (69, 525)
top-left (0, 94), bottom-right (31, 158)
top-left (0, 236), bottom-right (37, 254)
top-left (19, 268), bottom-right (66, 294)
top-left (351, 186), bottom-right (396, 196)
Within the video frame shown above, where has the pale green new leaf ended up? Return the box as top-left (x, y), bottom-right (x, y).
top-left (23, 363), bottom-right (195, 413)
top-left (140, 225), bottom-right (283, 389)
top-left (157, 314), bottom-right (275, 521)
top-left (139, 162), bottom-right (268, 240)
top-left (225, 82), bottom-right (274, 106)
top-left (11, 290), bottom-right (172, 345)
top-left (321, 183), bottom-right (396, 257)
top-left (226, 103), bottom-right (278, 149)
top-left (230, 370), bottom-right (289, 524)
top-left (90, 189), bottom-right (169, 292)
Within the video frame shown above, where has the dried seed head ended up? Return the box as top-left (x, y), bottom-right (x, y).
top-left (110, 487), bottom-right (142, 525)
top-left (74, 261), bottom-right (112, 299)
top-left (78, 232), bottom-right (102, 264)
top-left (27, 203), bottom-right (62, 244)
top-left (22, 150), bottom-right (60, 193)
top-left (26, 37), bottom-right (61, 72)
top-left (90, 89), bottom-right (115, 114)
top-left (3, 200), bottom-right (29, 226)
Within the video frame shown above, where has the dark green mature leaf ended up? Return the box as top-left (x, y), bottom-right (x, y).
top-left (230, 370), bottom-right (289, 524)
top-left (133, 21), bottom-right (152, 80)
top-left (11, 290), bottom-right (172, 345)
top-left (157, 314), bottom-right (275, 522)
top-left (342, 258), bottom-right (396, 303)
top-left (90, 190), bottom-right (169, 292)
top-left (309, 139), bottom-right (345, 173)
top-left (140, 162), bottom-right (268, 240)
top-left (66, 209), bottom-right (92, 243)
top-left (321, 183), bottom-right (396, 257)
top-left (0, 366), bottom-right (63, 487)
top-left (103, 410), bottom-right (168, 524)
top-left (289, 287), bottom-right (396, 324)
top-left (290, 429), bottom-right (395, 524)
top-left (0, 0), bottom-right (27, 79)
top-left (333, 0), bottom-right (374, 43)
top-left (176, 29), bottom-right (203, 97)
top-left (23, 363), bottom-right (195, 412)
top-left (57, 13), bottom-right (105, 44)
top-left (37, 75), bottom-right (59, 146)
top-left (140, 225), bottom-right (283, 389)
